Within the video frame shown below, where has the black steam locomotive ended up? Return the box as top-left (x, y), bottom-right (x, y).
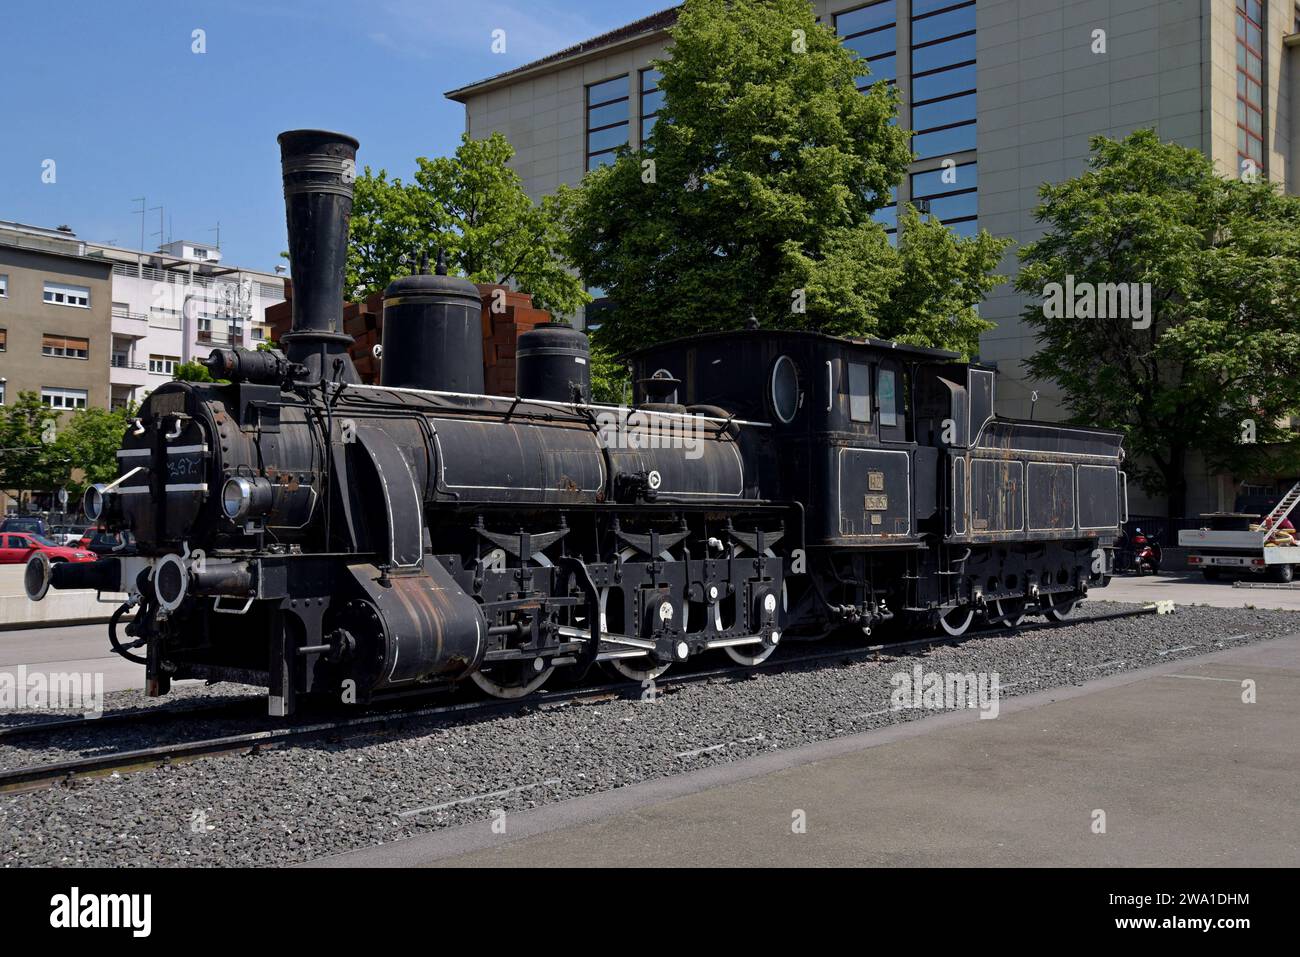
top-left (25, 131), bottom-right (1127, 715)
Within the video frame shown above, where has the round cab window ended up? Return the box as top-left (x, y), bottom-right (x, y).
top-left (770, 355), bottom-right (799, 423)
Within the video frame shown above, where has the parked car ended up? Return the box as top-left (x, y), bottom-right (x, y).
top-left (50, 524), bottom-right (89, 546)
top-left (0, 532), bottom-right (97, 564)
top-left (0, 516), bottom-right (50, 538)
top-left (77, 528), bottom-right (136, 555)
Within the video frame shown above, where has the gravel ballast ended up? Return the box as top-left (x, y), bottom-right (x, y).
top-left (1, 600), bottom-right (1295, 867)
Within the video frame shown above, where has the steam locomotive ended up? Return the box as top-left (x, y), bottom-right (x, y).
top-left (25, 131), bottom-right (1128, 715)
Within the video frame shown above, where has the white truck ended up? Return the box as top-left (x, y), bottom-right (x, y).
top-left (1178, 481), bottom-right (1300, 583)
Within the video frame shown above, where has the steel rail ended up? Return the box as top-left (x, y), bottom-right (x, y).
top-left (0, 604), bottom-right (1166, 793)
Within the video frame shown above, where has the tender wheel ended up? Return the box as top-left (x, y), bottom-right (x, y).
top-left (1042, 591), bottom-right (1079, 621)
top-left (991, 597), bottom-right (1026, 628)
top-left (471, 660), bottom-right (556, 699)
top-left (938, 606), bottom-right (974, 637)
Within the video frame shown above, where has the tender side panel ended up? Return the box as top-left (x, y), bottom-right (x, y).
top-left (1027, 462), bottom-right (1075, 532)
top-left (971, 459), bottom-right (1024, 534)
top-left (1077, 464), bottom-right (1120, 532)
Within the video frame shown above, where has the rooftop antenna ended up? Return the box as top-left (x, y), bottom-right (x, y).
top-left (132, 197), bottom-right (147, 251)
top-left (208, 220), bottom-right (221, 250)
top-left (150, 204), bottom-right (164, 250)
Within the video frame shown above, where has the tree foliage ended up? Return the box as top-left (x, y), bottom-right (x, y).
top-left (0, 393), bottom-right (135, 502)
top-left (347, 133), bottom-right (588, 316)
top-left (173, 360), bottom-right (215, 382)
top-left (588, 342), bottom-right (630, 405)
top-left (561, 0), bottom-right (1008, 358)
top-left (1017, 129), bottom-right (1300, 517)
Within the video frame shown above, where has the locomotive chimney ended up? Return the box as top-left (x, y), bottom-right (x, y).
top-left (277, 129), bottom-right (361, 383)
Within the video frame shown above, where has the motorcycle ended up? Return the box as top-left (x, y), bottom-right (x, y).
top-left (1127, 527), bottom-right (1162, 576)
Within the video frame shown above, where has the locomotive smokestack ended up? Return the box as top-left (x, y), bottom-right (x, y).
top-left (277, 129), bottom-right (361, 383)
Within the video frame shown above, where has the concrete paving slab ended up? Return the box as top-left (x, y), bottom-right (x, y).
top-left (1097, 572), bottom-right (1300, 611)
top-left (0, 621), bottom-right (144, 695)
top-left (309, 636), bottom-right (1300, 868)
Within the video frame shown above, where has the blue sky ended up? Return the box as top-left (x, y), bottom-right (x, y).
top-left (0, 0), bottom-right (668, 272)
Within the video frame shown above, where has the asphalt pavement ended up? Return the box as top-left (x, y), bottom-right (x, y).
top-left (310, 635), bottom-right (1300, 867)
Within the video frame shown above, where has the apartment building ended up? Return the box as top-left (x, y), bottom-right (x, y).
top-left (445, 0), bottom-right (1300, 514)
top-left (0, 222), bottom-right (283, 412)
top-left (0, 224), bottom-right (114, 414)
top-left (89, 239), bottom-right (283, 411)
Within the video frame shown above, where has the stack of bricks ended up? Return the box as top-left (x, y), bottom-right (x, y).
top-left (477, 284), bottom-right (551, 397)
top-left (264, 290), bottom-right (385, 385)
top-left (264, 281), bottom-right (552, 393)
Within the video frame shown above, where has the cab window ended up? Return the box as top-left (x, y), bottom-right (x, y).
top-left (848, 362), bottom-right (870, 422)
top-left (877, 367), bottom-right (898, 427)
top-left (771, 355), bottom-right (799, 423)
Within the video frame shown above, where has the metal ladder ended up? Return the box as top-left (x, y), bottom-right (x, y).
top-left (1260, 480), bottom-right (1300, 542)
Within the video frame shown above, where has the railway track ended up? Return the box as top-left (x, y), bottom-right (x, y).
top-left (0, 603), bottom-right (1169, 794)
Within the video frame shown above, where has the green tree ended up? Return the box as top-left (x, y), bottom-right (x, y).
top-left (561, 0), bottom-right (1008, 358)
top-left (52, 406), bottom-right (135, 496)
top-left (0, 393), bottom-right (64, 507)
top-left (173, 360), bottom-right (214, 382)
top-left (347, 133), bottom-right (589, 316)
top-left (588, 342), bottom-right (630, 405)
top-left (0, 395), bottom-right (134, 505)
top-left (1016, 129), bottom-right (1300, 518)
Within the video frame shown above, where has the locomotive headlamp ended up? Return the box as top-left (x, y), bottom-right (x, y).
top-left (221, 476), bottom-right (274, 522)
top-left (83, 483), bottom-right (108, 522)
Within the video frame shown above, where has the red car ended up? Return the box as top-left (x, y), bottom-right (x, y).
top-left (0, 532), bottom-right (97, 564)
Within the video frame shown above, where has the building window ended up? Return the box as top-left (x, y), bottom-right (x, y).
top-left (41, 334), bottom-right (90, 359)
top-left (42, 281), bottom-right (91, 308)
top-left (0, 381), bottom-right (5, 405)
top-left (586, 74), bottom-right (630, 171)
top-left (41, 387), bottom-right (87, 410)
top-left (639, 68), bottom-right (663, 143)
top-left (911, 161), bottom-right (978, 236)
top-left (0, 274), bottom-right (7, 297)
top-left (0, 328), bottom-right (6, 352)
top-left (837, 1), bottom-right (897, 88)
top-left (149, 307), bottom-right (181, 330)
top-left (1236, 0), bottom-right (1265, 173)
top-left (872, 184), bottom-right (899, 239)
top-left (149, 354), bottom-right (180, 376)
top-left (910, 0), bottom-right (977, 160)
